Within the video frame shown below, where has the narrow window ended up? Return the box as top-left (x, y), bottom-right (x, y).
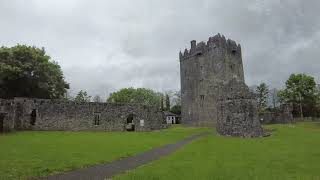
top-left (200, 95), bottom-right (205, 108)
top-left (230, 64), bottom-right (234, 71)
top-left (94, 112), bottom-right (101, 125)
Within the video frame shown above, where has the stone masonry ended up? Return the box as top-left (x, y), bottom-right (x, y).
top-left (216, 79), bottom-right (264, 137)
top-left (180, 33), bottom-right (264, 137)
top-left (0, 98), bottom-right (165, 132)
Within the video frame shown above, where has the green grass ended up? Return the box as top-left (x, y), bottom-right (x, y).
top-left (115, 122), bottom-right (320, 180)
top-left (0, 125), bottom-right (210, 180)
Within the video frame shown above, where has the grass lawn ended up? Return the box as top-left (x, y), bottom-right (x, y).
top-left (115, 122), bottom-right (320, 180)
top-left (0, 126), bottom-right (210, 180)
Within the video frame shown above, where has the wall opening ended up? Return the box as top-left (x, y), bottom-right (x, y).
top-left (94, 112), bottom-right (101, 125)
top-left (230, 64), bottom-right (234, 71)
top-left (0, 113), bottom-right (4, 133)
top-left (232, 49), bottom-right (237, 55)
top-left (200, 95), bottom-right (205, 108)
top-left (126, 114), bottom-right (135, 131)
top-left (30, 109), bottom-right (37, 126)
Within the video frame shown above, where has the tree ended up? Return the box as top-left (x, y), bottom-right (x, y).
top-left (165, 94), bottom-right (170, 111)
top-left (74, 90), bottom-right (91, 103)
top-left (278, 73), bottom-right (318, 118)
top-left (170, 104), bottom-right (181, 115)
top-left (93, 95), bottom-right (102, 103)
top-left (63, 91), bottom-right (74, 101)
top-left (0, 45), bottom-right (69, 99)
top-left (270, 88), bottom-right (280, 109)
top-left (107, 88), bottom-right (162, 107)
top-left (160, 94), bottom-right (164, 111)
top-left (255, 83), bottom-right (269, 110)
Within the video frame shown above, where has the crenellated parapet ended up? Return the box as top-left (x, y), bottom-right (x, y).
top-left (179, 33), bottom-right (242, 61)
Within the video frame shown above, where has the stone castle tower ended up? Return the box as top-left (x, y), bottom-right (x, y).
top-left (179, 33), bottom-right (246, 127)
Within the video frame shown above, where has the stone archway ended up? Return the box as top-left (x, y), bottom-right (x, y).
top-left (125, 114), bottom-right (135, 131)
top-left (30, 109), bottom-right (37, 126)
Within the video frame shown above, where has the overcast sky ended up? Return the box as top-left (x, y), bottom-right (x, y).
top-left (1, 0), bottom-right (319, 98)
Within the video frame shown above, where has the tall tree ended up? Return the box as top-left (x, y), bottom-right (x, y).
top-left (255, 83), bottom-right (269, 110)
top-left (107, 88), bottom-right (162, 108)
top-left (270, 88), bottom-right (279, 109)
top-left (170, 104), bottom-right (181, 115)
top-left (165, 94), bottom-right (170, 111)
top-left (74, 90), bottom-right (91, 103)
top-left (160, 94), bottom-right (164, 111)
top-left (0, 45), bottom-right (69, 99)
top-left (93, 95), bottom-right (102, 103)
top-left (278, 73), bottom-right (318, 118)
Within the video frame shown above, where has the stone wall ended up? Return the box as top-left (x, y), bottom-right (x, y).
top-left (216, 80), bottom-right (264, 138)
top-left (0, 98), bottom-right (165, 132)
top-left (259, 104), bottom-right (294, 124)
top-left (0, 99), bottom-right (15, 132)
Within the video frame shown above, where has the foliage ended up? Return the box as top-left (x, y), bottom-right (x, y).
top-left (107, 88), bottom-right (162, 107)
top-left (160, 95), bottom-right (164, 111)
top-left (170, 104), bottom-right (181, 115)
top-left (165, 94), bottom-right (170, 111)
top-left (278, 73), bottom-right (318, 117)
top-left (115, 123), bottom-right (320, 180)
top-left (74, 90), bottom-right (91, 103)
top-left (255, 83), bottom-right (269, 110)
top-left (270, 88), bottom-right (280, 108)
top-left (93, 95), bottom-right (102, 103)
top-left (0, 126), bottom-right (209, 180)
top-left (165, 90), bottom-right (181, 106)
top-left (0, 45), bottom-right (69, 99)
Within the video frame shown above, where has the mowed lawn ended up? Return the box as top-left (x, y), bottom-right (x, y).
top-left (115, 122), bottom-right (320, 180)
top-left (0, 126), bottom-right (210, 180)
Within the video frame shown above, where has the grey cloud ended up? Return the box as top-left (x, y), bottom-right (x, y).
top-left (0, 0), bottom-right (319, 98)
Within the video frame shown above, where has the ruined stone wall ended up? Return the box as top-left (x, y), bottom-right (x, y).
top-left (180, 34), bottom-right (245, 127)
top-left (259, 104), bottom-right (294, 124)
top-left (1, 98), bottom-right (164, 132)
top-left (0, 99), bottom-right (15, 132)
top-left (216, 80), bottom-right (264, 137)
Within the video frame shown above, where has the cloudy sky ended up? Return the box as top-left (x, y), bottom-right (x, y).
top-left (1, 0), bottom-right (319, 98)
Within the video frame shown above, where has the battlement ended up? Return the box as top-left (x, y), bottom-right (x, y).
top-left (179, 33), bottom-right (241, 61)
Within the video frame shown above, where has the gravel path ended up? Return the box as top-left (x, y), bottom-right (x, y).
top-left (39, 132), bottom-right (209, 180)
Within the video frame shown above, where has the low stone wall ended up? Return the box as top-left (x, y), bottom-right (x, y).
top-left (259, 104), bottom-right (294, 124)
top-left (1, 98), bottom-right (165, 132)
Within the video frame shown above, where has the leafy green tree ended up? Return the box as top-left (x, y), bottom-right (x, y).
top-left (170, 104), bottom-right (181, 115)
top-left (165, 94), bottom-right (170, 111)
top-left (278, 73), bottom-right (318, 118)
top-left (255, 83), bottom-right (269, 110)
top-left (74, 90), bottom-right (91, 103)
top-left (0, 45), bottom-right (69, 99)
top-left (107, 88), bottom-right (162, 107)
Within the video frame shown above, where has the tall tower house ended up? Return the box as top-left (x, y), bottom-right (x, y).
top-left (179, 34), bottom-right (245, 126)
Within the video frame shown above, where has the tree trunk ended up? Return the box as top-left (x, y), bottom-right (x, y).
top-left (299, 93), bottom-right (303, 120)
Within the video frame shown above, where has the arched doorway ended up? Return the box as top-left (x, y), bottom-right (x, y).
top-left (126, 114), bottom-right (135, 131)
top-left (30, 109), bottom-right (37, 126)
top-left (0, 113), bottom-right (5, 133)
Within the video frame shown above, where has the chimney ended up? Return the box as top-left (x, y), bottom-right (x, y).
top-left (190, 40), bottom-right (196, 50)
